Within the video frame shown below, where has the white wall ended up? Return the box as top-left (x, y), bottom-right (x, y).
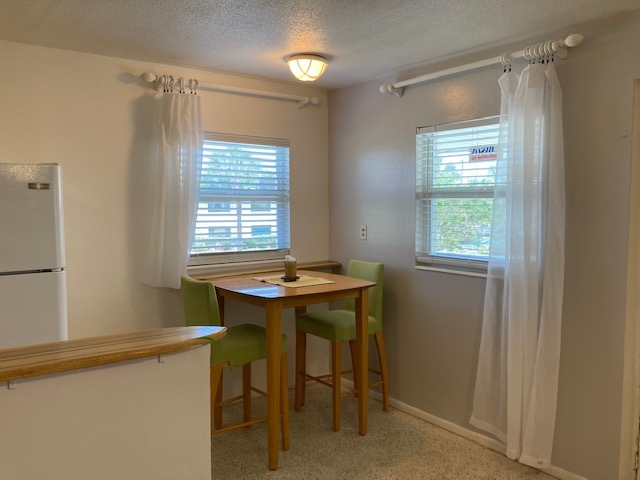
top-left (327, 12), bottom-right (640, 480)
top-left (0, 40), bottom-right (329, 358)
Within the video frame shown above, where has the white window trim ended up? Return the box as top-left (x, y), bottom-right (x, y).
top-left (415, 265), bottom-right (488, 278)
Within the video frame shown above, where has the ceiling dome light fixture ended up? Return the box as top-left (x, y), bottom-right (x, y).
top-left (286, 54), bottom-right (328, 82)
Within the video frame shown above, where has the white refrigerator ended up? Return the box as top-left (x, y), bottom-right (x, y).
top-left (0, 163), bottom-right (68, 349)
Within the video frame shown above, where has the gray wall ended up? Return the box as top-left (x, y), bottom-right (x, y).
top-left (327, 12), bottom-right (640, 480)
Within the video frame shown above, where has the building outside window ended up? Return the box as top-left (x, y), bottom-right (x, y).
top-left (207, 202), bottom-right (231, 213)
top-left (208, 226), bottom-right (232, 238)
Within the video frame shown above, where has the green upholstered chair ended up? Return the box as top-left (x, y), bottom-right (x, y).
top-left (294, 260), bottom-right (388, 431)
top-left (181, 275), bottom-right (289, 446)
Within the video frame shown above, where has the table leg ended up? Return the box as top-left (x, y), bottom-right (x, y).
top-left (266, 300), bottom-right (283, 470)
top-left (355, 287), bottom-right (369, 436)
top-left (294, 306), bottom-right (307, 410)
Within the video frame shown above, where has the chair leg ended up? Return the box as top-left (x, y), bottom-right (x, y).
top-left (295, 330), bottom-right (306, 411)
top-left (331, 341), bottom-right (341, 432)
top-left (348, 339), bottom-right (359, 398)
top-left (210, 365), bottom-right (224, 430)
top-left (280, 351), bottom-right (290, 450)
top-left (374, 331), bottom-right (389, 412)
top-left (242, 363), bottom-right (252, 423)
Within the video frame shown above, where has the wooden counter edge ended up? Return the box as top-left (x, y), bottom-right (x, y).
top-left (0, 326), bottom-right (226, 383)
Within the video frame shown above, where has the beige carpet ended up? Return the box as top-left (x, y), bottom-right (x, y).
top-left (210, 384), bottom-right (557, 479)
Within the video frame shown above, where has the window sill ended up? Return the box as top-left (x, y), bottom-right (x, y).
top-left (415, 264), bottom-right (487, 279)
top-left (191, 260), bottom-right (341, 280)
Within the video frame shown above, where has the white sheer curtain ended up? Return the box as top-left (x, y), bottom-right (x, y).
top-left (140, 91), bottom-right (203, 289)
top-left (470, 62), bottom-right (565, 468)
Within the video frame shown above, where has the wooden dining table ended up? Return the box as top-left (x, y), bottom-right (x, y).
top-left (208, 270), bottom-right (375, 470)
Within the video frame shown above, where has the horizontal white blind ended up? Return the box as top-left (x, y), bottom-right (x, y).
top-left (190, 133), bottom-right (290, 265)
top-left (416, 116), bottom-right (501, 271)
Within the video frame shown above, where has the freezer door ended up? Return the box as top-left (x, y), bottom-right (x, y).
top-left (0, 163), bottom-right (65, 272)
top-left (0, 271), bottom-right (68, 349)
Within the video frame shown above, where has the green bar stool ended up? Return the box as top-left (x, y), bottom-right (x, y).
top-left (294, 260), bottom-right (388, 431)
top-left (180, 275), bottom-right (289, 448)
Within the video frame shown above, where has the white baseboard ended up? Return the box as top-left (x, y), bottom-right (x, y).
top-left (342, 379), bottom-right (589, 480)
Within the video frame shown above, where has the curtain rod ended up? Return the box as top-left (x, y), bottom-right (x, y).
top-left (140, 72), bottom-right (321, 108)
top-left (379, 34), bottom-right (583, 98)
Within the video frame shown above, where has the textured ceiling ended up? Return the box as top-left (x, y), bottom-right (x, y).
top-left (1, 0), bottom-right (639, 89)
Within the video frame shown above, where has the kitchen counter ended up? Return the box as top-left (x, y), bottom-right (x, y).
top-left (0, 325), bottom-right (225, 383)
top-left (0, 326), bottom-right (226, 480)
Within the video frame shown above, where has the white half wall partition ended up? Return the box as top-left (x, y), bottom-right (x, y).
top-left (0, 345), bottom-right (212, 480)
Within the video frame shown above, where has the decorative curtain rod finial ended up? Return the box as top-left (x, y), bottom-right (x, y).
top-left (564, 34), bottom-right (584, 48)
top-left (552, 34), bottom-right (584, 59)
top-left (298, 97), bottom-right (321, 108)
top-left (140, 72), bottom-right (157, 83)
top-left (141, 72), bottom-right (164, 91)
top-left (379, 83), bottom-right (403, 98)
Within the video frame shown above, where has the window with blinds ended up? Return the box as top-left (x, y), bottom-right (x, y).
top-left (189, 133), bottom-right (290, 265)
top-left (416, 116), bottom-right (501, 273)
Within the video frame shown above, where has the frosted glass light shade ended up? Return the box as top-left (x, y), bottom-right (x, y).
top-left (286, 54), bottom-right (328, 82)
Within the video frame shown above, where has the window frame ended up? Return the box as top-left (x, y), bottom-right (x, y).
top-left (415, 116), bottom-right (501, 275)
top-left (189, 132), bottom-right (291, 269)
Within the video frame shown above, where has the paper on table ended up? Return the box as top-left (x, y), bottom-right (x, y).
top-left (253, 274), bottom-right (336, 288)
